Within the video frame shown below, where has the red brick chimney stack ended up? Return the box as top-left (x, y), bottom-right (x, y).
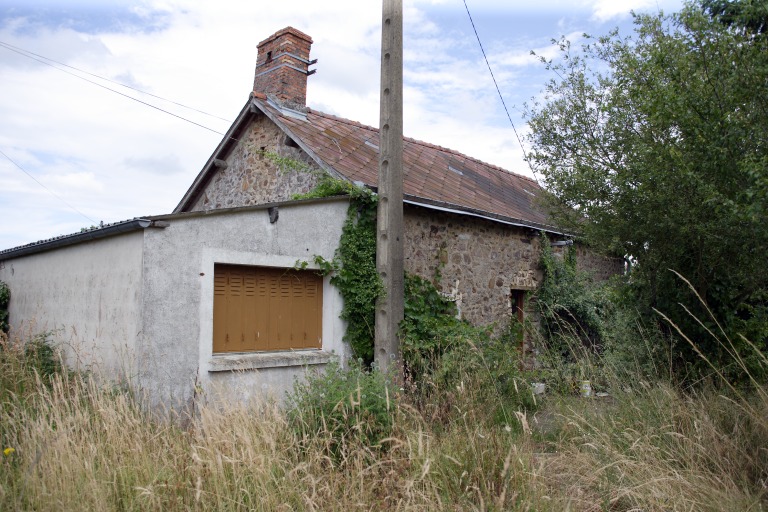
top-left (253, 27), bottom-right (316, 110)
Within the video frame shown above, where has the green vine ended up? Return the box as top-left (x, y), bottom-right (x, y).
top-left (294, 171), bottom-right (495, 369)
top-left (536, 233), bottom-right (607, 358)
top-left (0, 280), bottom-right (9, 334)
top-left (294, 178), bottom-right (383, 364)
top-left (292, 174), bottom-right (357, 201)
top-left (259, 148), bottom-right (316, 175)
top-left (330, 190), bottom-right (382, 363)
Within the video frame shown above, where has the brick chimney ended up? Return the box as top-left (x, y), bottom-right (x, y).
top-left (253, 27), bottom-right (316, 110)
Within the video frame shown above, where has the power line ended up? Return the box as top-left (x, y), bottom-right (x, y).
top-left (0, 41), bottom-right (227, 137)
top-left (0, 40), bottom-right (231, 123)
top-left (461, 0), bottom-right (541, 184)
top-left (0, 148), bottom-right (98, 225)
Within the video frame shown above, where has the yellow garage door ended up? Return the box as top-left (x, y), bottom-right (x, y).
top-left (213, 264), bottom-right (323, 353)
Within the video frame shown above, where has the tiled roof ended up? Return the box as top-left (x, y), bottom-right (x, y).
top-left (258, 97), bottom-right (556, 230)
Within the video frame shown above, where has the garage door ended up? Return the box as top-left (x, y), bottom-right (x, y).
top-left (213, 264), bottom-right (323, 353)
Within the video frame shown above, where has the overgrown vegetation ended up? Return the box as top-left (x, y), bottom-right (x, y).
top-left (297, 181), bottom-right (382, 363)
top-left (287, 360), bottom-right (395, 460)
top-left (536, 237), bottom-right (608, 357)
top-left (0, 280), bottom-right (9, 334)
top-left (525, 0), bottom-right (768, 383)
top-left (291, 174), bottom-right (358, 200)
top-left (2, 320), bottom-right (767, 510)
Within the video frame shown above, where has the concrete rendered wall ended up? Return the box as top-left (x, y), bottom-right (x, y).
top-left (0, 232), bottom-right (145, 383)
top-left (138, 199), bottom-right (349, 411)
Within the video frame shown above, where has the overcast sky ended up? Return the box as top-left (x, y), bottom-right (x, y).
top-left (0, 0), bottom-right (684, 249)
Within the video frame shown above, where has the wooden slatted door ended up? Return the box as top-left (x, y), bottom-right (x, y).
top-left (213, 264), bottom-right (323, 353)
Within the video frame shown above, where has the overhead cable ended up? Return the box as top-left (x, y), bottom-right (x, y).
top-left (0, 148), bottom-right (98, 225)
top-left (0, 40), bottom-right (231, 123)
top-left (461, 0), bottom-right (540, 184)
top-left (0, 41), bottom-right (226, 136)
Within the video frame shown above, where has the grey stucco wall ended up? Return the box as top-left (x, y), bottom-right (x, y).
top-left (0, 232), bottom-right (145, 384)
top-left (138, 199), bottom-right (349, 411)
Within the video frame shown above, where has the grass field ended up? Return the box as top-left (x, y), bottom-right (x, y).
top-left (1, 332), bottom-right (766, 511)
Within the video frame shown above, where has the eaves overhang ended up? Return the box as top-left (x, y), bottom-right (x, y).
top-left (399, 191), bottom-right (570, 235)
top-left (0, 218), bottom-right (161, 261)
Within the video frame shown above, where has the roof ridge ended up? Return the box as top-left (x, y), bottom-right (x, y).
top-left (306, 107), bottom-right (539, 186)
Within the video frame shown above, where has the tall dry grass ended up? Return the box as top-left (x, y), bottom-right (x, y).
top-left (1, 322), bottom-right (767, 511)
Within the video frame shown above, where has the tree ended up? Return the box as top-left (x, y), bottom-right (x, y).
top-left (524, 0), bottom-right (768, 381)
top-left (701, 0), bottom-right (768, 34)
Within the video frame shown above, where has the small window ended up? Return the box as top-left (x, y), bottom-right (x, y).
top-left (213, 264), bottom-right (322, 353)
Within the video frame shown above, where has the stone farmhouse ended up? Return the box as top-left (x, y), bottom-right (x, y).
top-left (0, 27), bottom-right (620, 410)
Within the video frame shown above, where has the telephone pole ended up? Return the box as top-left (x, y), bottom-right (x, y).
top-left (375, 0), bottom-right (404, 378)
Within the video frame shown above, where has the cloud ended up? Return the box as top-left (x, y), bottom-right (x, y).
top-left (0, 0), bottom-right (172, 35)
top-left (0, 0), bottom-right (685, 249)
top-left (587, 0), bottom-right (658, 22)
top-left (124, 154), bottom-right (183, 175)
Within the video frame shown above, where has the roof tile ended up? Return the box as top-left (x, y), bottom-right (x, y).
top-left (263, 98), bottom-right (554, 229)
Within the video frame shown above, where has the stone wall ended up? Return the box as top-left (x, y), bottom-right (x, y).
top-left (191, 115), bottom-right (322, 211)
top-left (573, 245), bottom-right (625, 282)
top-left (403, 205), bottom-right (542, 328)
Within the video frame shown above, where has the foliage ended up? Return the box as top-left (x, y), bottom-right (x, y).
top-left (701, 0), bottom-right (768, 33)
top-left (291, 174), bottom-right (357, 200)
top-left (259, 147), bottom-right (315, 174)
top-left (331, 190), bottom-right (382, 363)
top-left (399, 273), bottom-right (460, 377)
top-left (23, 335), bottom-right (62, 380)
top-left (298, 184), bottom-right (382, 364)
top-left (434, 333), bottom-right (539, 426)
top-left (535, 236), bottom-right (609, 358)
top-left (0, 281), bottom-right (8, 333)
top-left (287, 360), bottom-right (395, 458)
top-left (524, 0), bottom-right (768, 382)
top-left (3, 328), bottom-right (768, 510)
top-left (400, 275), bottom-right (537, 426)
top-left (0, 332), bottom-right (63, 410)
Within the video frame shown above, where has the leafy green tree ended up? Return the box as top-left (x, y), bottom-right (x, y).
top-left (701, 0), bottom-right (768, 34)
top-left (524, 0), bottom-right (768, 381)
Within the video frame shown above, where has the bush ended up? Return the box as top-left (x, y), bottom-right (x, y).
top-left (0, 281), bottom-right (9, 334)
top-left (0, 333), bottom-right (63, 406)
top-left (535, 236), bottom-right (611, 359)
top-left (435, 333), bottom-right (539, 427)
top-left (287, 360), bottom-right (395, 458)
top-left (400, 273), bottom-right (464, 381)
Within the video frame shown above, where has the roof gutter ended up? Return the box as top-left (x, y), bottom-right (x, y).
top-left (0, 218), bottom-right (161, 261)
top-left (400, 194), bottom-right (572, 236)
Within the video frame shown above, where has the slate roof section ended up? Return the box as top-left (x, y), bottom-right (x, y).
top-left (176, 93), bottom-right (558, 231)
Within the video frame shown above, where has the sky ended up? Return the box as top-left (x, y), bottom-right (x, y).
top-left (0, 0), bottom-right (684, 249)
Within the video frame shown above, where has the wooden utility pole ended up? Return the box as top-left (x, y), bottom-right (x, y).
top-left (375, 0), bottom-right (404, 378)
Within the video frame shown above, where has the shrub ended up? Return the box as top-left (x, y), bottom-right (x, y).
top-left (0, 281), bottom-right (9, 334)
top-left (400, 273), bottom-right (463, 380)
top-left (435, 333), bottom-right (538, 427)
top-left (287, 360), bottom-right (395, 458)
